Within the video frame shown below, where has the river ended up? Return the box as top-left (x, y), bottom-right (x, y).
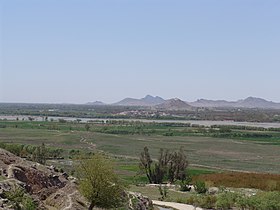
top-left (1, 115), bottom-right (280, 128)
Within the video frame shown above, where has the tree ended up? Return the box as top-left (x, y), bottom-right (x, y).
top-left (139, 147), bottom-right (188, 184)
top-left (139, 146), bottom-right (153, 183)
top-left (85, 123), bottom-right (90, 131)
top-left (28, 117), bottom-right (34, 121)
top-left (32, 143), bottom-right (46, 164)
top-left (76, 154), bottom-right (126, 210)
top-left (168, 147), bottom-right (188, 183)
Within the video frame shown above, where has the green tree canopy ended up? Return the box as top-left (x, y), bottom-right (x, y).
top-left (76, 154), bottom-right (126, 210)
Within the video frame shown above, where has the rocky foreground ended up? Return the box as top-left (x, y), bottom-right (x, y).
top-left (0, 148), bottom-right (88, 209)
top-left (0, 149), bottom-right (153, 210)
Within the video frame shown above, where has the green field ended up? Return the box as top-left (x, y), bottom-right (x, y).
top-left (0, 120), bottom-right (280, 174)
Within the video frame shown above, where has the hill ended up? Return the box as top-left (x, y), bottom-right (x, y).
top-left (114, 95), bottom-right (165, 106)
top-left (190, 97), bottom-right (280, 109)
top-left (237, 97), bottom-right (280, 109)
top-left (156, 98), bottom-right (193, 110)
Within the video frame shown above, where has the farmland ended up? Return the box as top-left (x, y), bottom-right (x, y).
top-left (0, 120), bottom-right (280, 174)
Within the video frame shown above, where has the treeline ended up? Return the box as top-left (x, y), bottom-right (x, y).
top-left (0, 142), bottom-right (63, 164)
top-left (211, 124), bottom-right (280, 132)
top-left (210, 132), bottom-right (273, 139)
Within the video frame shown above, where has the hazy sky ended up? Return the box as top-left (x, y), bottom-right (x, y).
top-left (1, 0), bottom-right (280, 103)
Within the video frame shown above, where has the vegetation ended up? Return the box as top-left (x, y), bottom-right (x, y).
top-left (139, 147), bottom-right (188, 184)
top-left (76, 154), bottom-right (126, 210)
top-left (1, 120), bottom-right (280, 174)
top-left (185, 191), bottom-right (280, 210)
top-left (194, 180), bottom-right (208, 194)
top-left (0, 142), bottom-right (63, 164)
top-left (32, 143), bottom-right (47, 164)
top-left (193, 172), bottom-right (280, 191)
top-left (158, 185), bottom-right (169, 201)
top-left (3, 186), bottom-right (37, 210)
top-left (2, 119), bottom-right (280, 146)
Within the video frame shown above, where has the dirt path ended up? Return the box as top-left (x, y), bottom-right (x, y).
top-left (7, 164), bottom-right (15, 178)
top-left (152, 200), bottom-right (203, 210)
top-left (80, 136), bottom-right (96, 150)
top-left (62, 190), bottom-right (78, 210)
top-left (190, 163), bottom-right (258, 173)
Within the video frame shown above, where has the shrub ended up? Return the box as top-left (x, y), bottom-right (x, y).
top-left (58, 118), bottom-right (67, 123)
top-left (158, 185), bottom-right (168, 201)
top-left (22, 197), bottom-right (37, 210)
top-left (186, 195), bottom-right (216, 209)
top-left (238, 191), bottom-right (280, 210)
top-left (194, 180), bottom-right (207, 194)
top-left (215, 191), bottom-right (240, 210)
top-left (186, 195), bottom-right (196, 205)
top-left (3, 186), bottom-right (37, 210)
top-left (199, 195), bottom-right (217, 209)
top-left (179, 177), bottom-right (192, 192)
top-left (186, 190), bottom-right (280, 210)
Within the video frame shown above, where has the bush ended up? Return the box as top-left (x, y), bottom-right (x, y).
top-left (186, 191), bottom-right (280, 210)
top-left (199, 195), bottom-right (217, 209)
top-left (194, 180), bottom-right (207, 194)
top-left (215, 191), bottom-right (240, 209)
top-left (237, 191), bottom-right (280, 210)
top-left (186, 195), bottom-right (196, 205)
top-left (3, 186), bottom-right (37, 210)
top-left (58, 118), bottom-right (67, 123)
top-left (186, 195), bottom-right (216, 209)
top-left (22, 197), bottom-right (37, 210)
top-left (179, 177), bottom-right (192, 192)
top-left (0, 124), bottom-right (7, 128)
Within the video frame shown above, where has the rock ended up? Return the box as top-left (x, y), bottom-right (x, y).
top-left (128, 192), bottom-right (153, 210)
top-left (0, 148), bottom-right (87, 209)
top-left (31, 164), bottom-right (37, 169)
top-left (62, 172), bottom-right (69, 179)
top-left (208, 187), bottom-right (219, 194)
top-left (187, 184), bottom-right (195, 192)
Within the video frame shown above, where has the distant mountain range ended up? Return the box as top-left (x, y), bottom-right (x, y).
top-left (86, 95), bottom-right (280, 110)
top-left (190, 97), bottom-right (280, 109)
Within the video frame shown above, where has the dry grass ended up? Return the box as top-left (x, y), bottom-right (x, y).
top-left (193, 172), bottom-right (280, 191)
